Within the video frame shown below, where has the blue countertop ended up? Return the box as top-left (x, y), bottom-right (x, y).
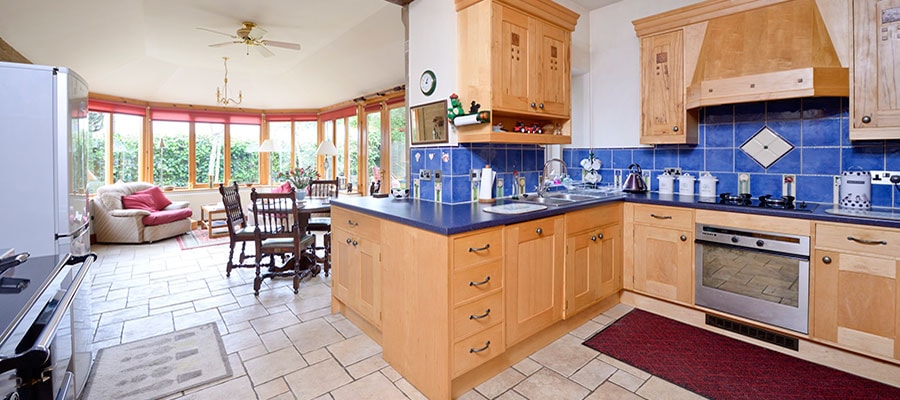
top-left (330, 193), bottom-right (900, 235)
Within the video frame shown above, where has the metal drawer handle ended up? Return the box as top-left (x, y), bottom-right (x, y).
top-left (469, 340), bottom-right (491, 353)
top-left (469, 308), bottom-right (491, 320)
top-left (352, 240), bottom-right (358, 247)
top-left (346, 238), bottom-right (352, 244)
top-left (468, 244), bottom-right (490, 252)
top-left (536, 227), bottom-right (543, 235)
top-left (847, 236), bottom-right (887, 246)
top-left (591, 235), bottom-right (597, 241)
top-left (650, 214), bottom-right (672, 220)
top-left (822, 256), bottom-right (832, 264)
top-left (469, 276), bottom-right (491, 286)
top-left (348, 220), bottom-right (359, 227)
top-left (681, 235), bottom-right (687, 242)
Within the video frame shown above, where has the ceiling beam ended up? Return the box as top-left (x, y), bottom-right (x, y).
top-left (0, 37), bottom-right (30, 64)
top-left (384, 0), bottom-right (414, 5)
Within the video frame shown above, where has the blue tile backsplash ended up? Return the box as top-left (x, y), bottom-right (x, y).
top-left (562, 97), bottom-right (900, 209)
top-left (410, 98), bottom-right (899, 208)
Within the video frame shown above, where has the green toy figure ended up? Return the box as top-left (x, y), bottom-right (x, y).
top-left (447, 93), bottom-right (465, 122)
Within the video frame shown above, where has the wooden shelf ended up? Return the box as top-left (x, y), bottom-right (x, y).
top-left (457, 131), bottom-right (571, 144)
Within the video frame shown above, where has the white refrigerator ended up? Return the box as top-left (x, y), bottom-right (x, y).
top-left (0, 61), bottom-right (91, 261)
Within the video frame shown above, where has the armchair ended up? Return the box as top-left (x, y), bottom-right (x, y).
top-left (92, 182), bottom-right (192, 243)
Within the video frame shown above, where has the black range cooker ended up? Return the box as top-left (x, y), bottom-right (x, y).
top-left (700, 193), bottom-right (816, 213)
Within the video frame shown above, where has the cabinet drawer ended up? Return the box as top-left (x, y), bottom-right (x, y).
top-left (452, 323), bottom-right (504, 378)
top-left (632, 204), bottom-right (693, 230)
top-left (452, 227), bottom-right (503, 270)
top-left (566, 203), bottom-right (621, 234)
top-left (453, 292), bottom-right (503, 341)
top-left (331, 208), bottom-right (382, 239)
top-left (815, 223), bottom-right (900, 258)
top-left (452, 260), bottom-right (503, 306)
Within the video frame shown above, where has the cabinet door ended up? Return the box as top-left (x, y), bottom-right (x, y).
top-left (640, 30), bottom-right (686, 144)
top-left (813, 251), bottom-right (900, 359)
top-left (332, 228), bottom-right (357, 307)
top-left (537, 22), bottom-right (569, 116)
top-left (565, 224), bottom-right (621, 318)
top-left (355, 237), bottom-right (382, 328)
top-left (495, 5), bottom-right (533, 113)
top-left (851, 0), bottom-right (900, 139)
top-left (505, 216), bottom-right (565, 346)
top-left (632, 224), bottom-right (693, 304)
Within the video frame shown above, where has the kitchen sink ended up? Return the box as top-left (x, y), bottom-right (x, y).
top-left (546, 193), bottom-right (600, 201)
top-left (510, 195), bottom-right (575, 206)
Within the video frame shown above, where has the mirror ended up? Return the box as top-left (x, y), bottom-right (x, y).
top-left (410, 100), bottom-right (448, 145)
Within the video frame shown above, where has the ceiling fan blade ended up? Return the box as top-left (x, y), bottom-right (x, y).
top-left (197, 27), bottom-right (237, 39)
top-left (255, 45), bottom-right (275, 58)
top-left (209, 41), bottom-right (238, 48)
top-left (262, 40), bottom-right (301, 50)
top-left (248, 25), bottom-right (267, 41)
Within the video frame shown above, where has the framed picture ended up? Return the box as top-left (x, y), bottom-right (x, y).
top-left (410, 100), bottom-right (448, 145)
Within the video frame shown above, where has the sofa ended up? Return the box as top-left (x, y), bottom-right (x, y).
top-left (92, 182), bottom-right (192, 243)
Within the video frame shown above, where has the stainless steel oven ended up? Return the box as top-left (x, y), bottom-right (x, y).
top-left (694, 224), bottom-right (810, 334)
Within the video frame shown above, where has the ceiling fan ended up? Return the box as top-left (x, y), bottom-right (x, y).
top-left (197, 21), bottom-right (301, 57)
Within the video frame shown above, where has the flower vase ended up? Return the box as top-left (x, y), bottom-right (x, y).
top-left (296, 190), bottom-right (306, 201)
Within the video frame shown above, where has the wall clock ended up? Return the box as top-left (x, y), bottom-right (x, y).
top-left (420, 70), bottom-right (436, 96)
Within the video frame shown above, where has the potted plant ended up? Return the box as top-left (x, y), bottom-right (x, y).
top-left (277, 165), bottom-right (318, 200)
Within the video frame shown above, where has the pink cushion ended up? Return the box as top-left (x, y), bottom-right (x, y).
top-left (142, 208), bottom-right (192, 226)
top-left (135, 186), bottom-right (172, 210)
top-left (121, 193), bottom-right (157, 212)
top-left (272, 181), bottom-right (293, 193)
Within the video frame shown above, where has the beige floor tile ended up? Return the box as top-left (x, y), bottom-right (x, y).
top-left (221, 304), bottom-right (270, 326)
top-left (173, 308), bottom-right (222, 331)
top-left (121, 312), bottom-right (174, 343)
top-left (329, 372), bottom-right (407, 400)
top-left (270, 393), bottom-right (298, 400)
top-left (148, 287), bottom-right (212, 309)
top-left (257, 287), bottom-right (305, 308)
top-left (93, 322), bottom-right (122, 342)
top-left (250, 310), bottom-right (301, 334)
top-left (380, 365), bottom-right (402, 382)
top-left (330, 317), bottom-right (363, 338)
top-left (192, 293), bottom-right (237, 311)
top-left (596, 355), bottom-right (651, 380)
top-left (591, 314), bottom-right (614, 326)
top-left (570, 359), bottom-right (617, 391)
top-left (608, 370), bottom-right (645, 393)
top-left (239, 344), bottom-right (271, 362)
top-left (284, 318), bottom-right (346, 353)
top-left (569, 320), bottom-right (604, 340)
top-left (180, 375), bottom-right (257, 400)
top-left (602, 304), bottom-right (633, 320)
top-left (497, 391), bottom-right (527, 400)
top-left (284, 358), bottom-right (353, 400)
top-left (457, 389), bottom-right (488, 400)
top-left (475, 367), bottom-right (526, 399)
top-left (395, 378), bottom-right (428, 400)
top-left (585, 382), bottom-right (644, 400)
top-left (346, 354), bottom-right (388, 380)
top-left (260, 329), bottom-right (293, 352)
top-left (97, 305), bottom-right (149, 326)
top-left (221, 326), bottom-right (263, 354)
top-left (255, 377), bottom-right (290, 400)
top-left (635, 376), bottom-right (707, 400)
top-left (303, 348), bottom-right (334, 365)
top-left (227, 353), bottom-right (246, 378)
top-left (513, 357), bottom-right (542, 376)
top-left (528, 333), bottom-right (597, 377)
top-left (513, 368), bottom-right (589, 400)
top-left (243, 346), bottom-right (308, 385)
top-left (311, 394), bottom-right (333, 400)
top-left (286, 293), bottom-right (332, 315)
top-left (298, 306), bottom-right (333, 322)
top-left (326, 333), bottom-right (381, 367)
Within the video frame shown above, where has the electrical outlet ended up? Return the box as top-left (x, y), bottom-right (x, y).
top-left (470, 169), bottom-right (482, 181)
top-left (663, 167), bottom-right (682, 176)
top-left (870, 170), bottom-right (900, 185)
top-left (419, 169), bottom-right (432, 181)
top-left (832, 175), bottom-right (841, 204)
top-left (433, 170), bottom-right (442, 182)
top-left (782, 174), bottom-right (796, 197)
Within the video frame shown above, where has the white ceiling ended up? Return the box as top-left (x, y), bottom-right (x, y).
top-left (0, 0), bottom-right (619, 110)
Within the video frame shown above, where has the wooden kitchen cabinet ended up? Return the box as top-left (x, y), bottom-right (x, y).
top-left (564, 204), bottom-right (622, 318)
top-left (505, 215), bottom-right (565, 346)
top-left (626, 204), bottom-right (694, 305)
top-left (331, 208), bottom-right (382, 329)
top-left (455, 0), bottom-right (578, 144)
top-left (639, 30), bottom-right (698, 145)
top-left (812, 222), bottom-right (900, 360)
top-left (851, 0), bottom-right (900, 140)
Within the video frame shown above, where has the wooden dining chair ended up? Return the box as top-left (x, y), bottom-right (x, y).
top-left (249, 188), bottom-right (317, 295)
top-left (218, 182), bottom-right (255, 277)
top-left (306, 179), bottom-right (339, 276)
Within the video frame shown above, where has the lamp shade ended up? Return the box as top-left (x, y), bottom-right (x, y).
top-left (315, 139), bottom-right (339, 156)
top-left (257, 139), bottom-right (275, 152)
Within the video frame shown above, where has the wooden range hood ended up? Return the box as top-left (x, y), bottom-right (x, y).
top-left (634, 0), bottom-right (850, 110)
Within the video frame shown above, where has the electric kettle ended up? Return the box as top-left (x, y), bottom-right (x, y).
top-left (622, 163), bottom-right (648, 193)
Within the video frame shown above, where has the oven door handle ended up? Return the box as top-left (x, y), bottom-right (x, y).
top-left (31, 253), bottom-right (96, 356)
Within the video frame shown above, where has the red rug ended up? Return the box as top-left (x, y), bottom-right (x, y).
top-left (583, 309), bottom-right (900, 400)
top-left (176, 229), bottom-right (230, 250)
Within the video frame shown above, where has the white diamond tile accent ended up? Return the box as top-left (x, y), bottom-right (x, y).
top-left (740, 126), bottom-right (793, 169)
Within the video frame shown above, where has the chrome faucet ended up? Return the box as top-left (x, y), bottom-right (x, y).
top-left (538, 158), bottom-right (568, 197)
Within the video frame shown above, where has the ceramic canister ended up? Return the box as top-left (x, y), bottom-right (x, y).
top-left (698, 172), bottom-right (718, 198)
top-left (839, 170), bottom-right (872, 210)
top-left (678, 173), bottom-right (695, 195)
top-left (657, 172), bottom-right (675, 194)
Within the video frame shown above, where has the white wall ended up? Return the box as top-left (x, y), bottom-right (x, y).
top-left (588, 0), bottom-right (700, 148)
top-left (408, 0), bottom-right (459, 146)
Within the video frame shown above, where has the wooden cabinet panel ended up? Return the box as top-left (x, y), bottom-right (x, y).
top-left (452, 260), bottom-right (503, 306)
top-left (452, 323), bottom-right (505, 378)
top-left (537, 21), bottom-right (569, 116)
top-left (453, 292), bottom-right (503, 341)
top-left (630, 203), bottom-right (694, 305)
top-left (332, 208), bottom-right (382, 239)
top-left (495, 5), bottom-right (532, 113)
top-left (452, 227), bottom-right (503, 270)
top-left (505, 216), bottom-right (565, 346)
top-left (851, 0), bottom-right (900, 140)
top-left (639, 30), bottom-right (698, 144)
top-left (331, 213), bottom-right (382, 329)
top-left (356, 238), bottom-right (382, 328)
top-left (332, 228), bottom-right (357, 306)
top-left (633, 203), bottom-right (693, 229)
top-left (565, 222), bottom-right (621, 318)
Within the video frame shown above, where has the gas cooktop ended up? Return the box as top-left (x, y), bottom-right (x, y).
top-left (699, 193), bottom-right (816, 213)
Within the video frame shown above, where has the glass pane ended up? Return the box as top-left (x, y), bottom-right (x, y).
top-left (152, 120), bottom-right (190, 187)
top-left (87, 111), bottom-right (109, 193)
top-left (230, 124), bottom-right (261, 185)
top-left (389, 106), bottom-right (408, 189)
top-left (366, 111), bottom-right (382, 192)
top-left (295, 121), bottom-right (318, 173)
top-left (348, 116), bottom-right (359, 192)
top-left (333, 119), bottom-right (343, 181)
top-left (111, 113), bottom-right (142, 183)
top-left (268, 121), bottom-right (292, 183)
top-left (195, 122), bottom-right (225, 187)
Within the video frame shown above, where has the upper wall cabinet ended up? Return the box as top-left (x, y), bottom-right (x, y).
top-left (639, 30), bottom-right (699, 144)
top-left (851, 0), bottom-right (900, 140)
top-left (455, 0), bottom-right (578, 144)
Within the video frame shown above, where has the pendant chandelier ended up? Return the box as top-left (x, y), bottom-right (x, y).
top-left (216, 57), bottom-right (243, 106)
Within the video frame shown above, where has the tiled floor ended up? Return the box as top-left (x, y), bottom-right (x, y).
top-left (89, 237), bottom-right (706, 400)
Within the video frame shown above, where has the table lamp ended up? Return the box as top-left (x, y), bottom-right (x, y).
top-left (316, 139), bottom-right (339, 178)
